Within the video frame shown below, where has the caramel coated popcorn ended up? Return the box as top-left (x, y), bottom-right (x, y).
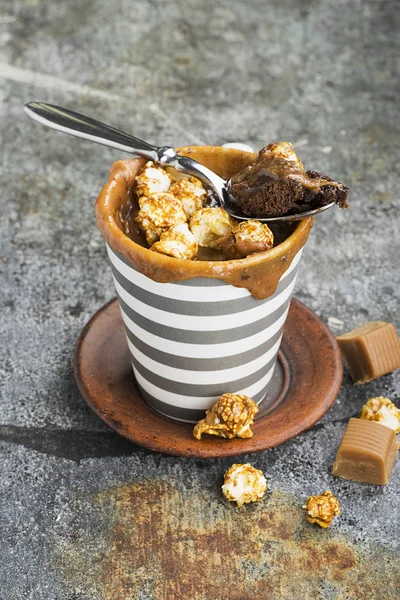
top-left (222, 463), bottom-right (267, 507)
top-left (302, 491), bottom-right (340, 528)
top-left (261, 141), bottom-right (304, 170)
top-left (193, 393), bottom-right (258, 440)
top-left (151, 222), bottom-right (198, 260)
top-left (136, 193), bottom-right (187, 245)
top-left (135, 161), bottom-right (173, 198)
top-left (133, 160), bottom-right (279, 259)
top-left (220, 219), bottom-right (274, 258)
top-left (189, 207), bottom-right (236, 249)
top-left (169, 177), bottom-right (207, 218)
top-left (360, 397), bottom-right (400, 433)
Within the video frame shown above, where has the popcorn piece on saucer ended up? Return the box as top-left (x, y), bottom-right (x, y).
top-left (360, 397), bottom-right (400, 433)
top-left (220, 219), bottom-right (274, 258)
top-left (169, 177), bottom-right (207, 219)
top-left (222, 463), bottom-right (267, 507)
top-left (302, 490), bottom-right (340, 528)
top-left (136, 193), bottom-right (187, 245)
top-left (135, 161), bottom-right (174, 198)
top-left (193, 393), bottom-right (259, 440)
top-left (189, 207), bottom-right (235, 249)
top-left (151, 222), bottom-right (198, 260)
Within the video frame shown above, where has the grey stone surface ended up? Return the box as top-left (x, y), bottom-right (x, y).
top-left (0, 0), bottom-right (399, 598)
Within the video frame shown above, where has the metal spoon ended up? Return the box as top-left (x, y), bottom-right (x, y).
top-left (24, 102), bottom-right (334, 222)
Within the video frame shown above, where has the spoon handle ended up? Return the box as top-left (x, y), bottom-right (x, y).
top-left (24, 102), bottom-right (162, 161)
top-left (24, 101), bottom-right (228, 205)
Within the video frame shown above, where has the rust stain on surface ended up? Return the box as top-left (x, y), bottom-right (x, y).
top-left (58, 479), bottom-right (400, 600)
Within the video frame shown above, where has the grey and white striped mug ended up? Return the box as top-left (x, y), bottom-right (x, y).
top-left (96, 146), bottom-right (313, 423)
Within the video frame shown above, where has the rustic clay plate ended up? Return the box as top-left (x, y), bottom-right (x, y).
top-left (74, 298), bottom-right (343, 458)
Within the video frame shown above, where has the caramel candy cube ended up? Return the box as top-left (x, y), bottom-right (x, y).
top-left (332, 418), bottom-right (398, 485)
top-left (336, 322), bottom-right (400, 384)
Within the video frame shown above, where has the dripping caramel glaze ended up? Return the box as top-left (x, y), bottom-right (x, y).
top-left (95, 146), bottom-right (313, 300)
top-left (230, 156), bottom-right (344, 194)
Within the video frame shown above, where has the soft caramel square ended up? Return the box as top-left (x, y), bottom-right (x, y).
top-left (336, 322), bottom-right (400, 384)
top-left (332, 418), bottom-right (398, 485)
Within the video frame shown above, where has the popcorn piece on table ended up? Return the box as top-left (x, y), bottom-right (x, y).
top-left (360, 397), bottom-right (400, 433)
top-left (151, 222), bottom-right (198, 260)
top-left (136, 193), bottom-right (187, 245)
top-left (169, 177), bottom-right (207, 219)
top-left (189, 207), bottom-right (236, 249)
top-left (193, 393), bottom-right (259, 440)
top-left (302, 490), bottom-right (340, 528)
top-left (135, 161), bottom-right (174, 199)
top-left (222, 463), bottom-right (267, 507)
top-left (220, 219), bottom-right (274, 258)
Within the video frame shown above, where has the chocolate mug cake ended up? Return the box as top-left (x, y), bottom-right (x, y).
top-left (95, 144), bottom-right (345, 421)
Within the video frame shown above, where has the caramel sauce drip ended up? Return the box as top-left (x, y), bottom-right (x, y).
top-left (230, 154), bottom-right (343, 195)
top-left (95, 147), bottom-right (313, 300)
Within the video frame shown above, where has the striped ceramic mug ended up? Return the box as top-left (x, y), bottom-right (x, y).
top-left (95, 146), bottom-right (313, 423)
top-left (107, 245), bottom-right (303, 422)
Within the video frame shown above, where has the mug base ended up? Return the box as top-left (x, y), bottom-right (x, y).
top-left (74, 297), bottom-right (343, 458)
top-left (135, 352), bottom-right (289, 424)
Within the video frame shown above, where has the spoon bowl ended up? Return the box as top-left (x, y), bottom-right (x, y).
top-left (222, 190), bottom-right (335, 223)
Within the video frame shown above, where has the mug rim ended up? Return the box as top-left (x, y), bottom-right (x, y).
top-left (95, 146), bottom-right (313, 286)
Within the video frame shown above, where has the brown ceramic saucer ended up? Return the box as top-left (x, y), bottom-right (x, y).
top-left (74, 298), bottom-right (343, 458)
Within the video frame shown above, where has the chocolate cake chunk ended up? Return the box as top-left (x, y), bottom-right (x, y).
top-left (229, 175), bottom-right (303, 217)
top-left (228, 142), bottom-right (349, 218)
top-left (303, 170), bottom-right (349, 210)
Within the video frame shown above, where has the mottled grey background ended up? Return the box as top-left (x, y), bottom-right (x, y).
top-left (0, 0), bottom-right (399, 599)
